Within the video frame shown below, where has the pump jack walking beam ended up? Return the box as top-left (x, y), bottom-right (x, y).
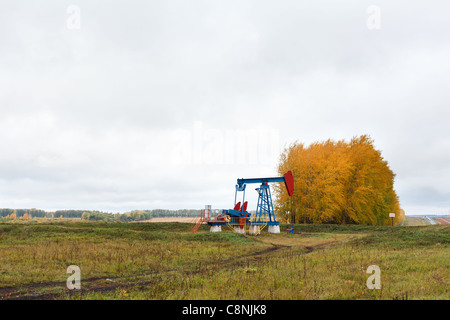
top-left (231, 171), bottom-right (294, 225)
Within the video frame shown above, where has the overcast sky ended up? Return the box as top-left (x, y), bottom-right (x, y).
top-left (1, 1), bottom-right (449, 215)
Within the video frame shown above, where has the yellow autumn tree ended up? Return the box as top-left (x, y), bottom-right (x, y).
top-left (274, 135), bottom-right (402, 225)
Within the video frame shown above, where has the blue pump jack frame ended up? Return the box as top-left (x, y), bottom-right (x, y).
top-left (227, 175), bottom-right (286, 226)
top-left (208, 174), bottom-right (291, 228)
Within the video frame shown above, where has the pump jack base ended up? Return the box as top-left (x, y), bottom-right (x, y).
top-left (268, 225), bottom-right (280, 234)
top-left (210, 225), bottom-right (222, 232)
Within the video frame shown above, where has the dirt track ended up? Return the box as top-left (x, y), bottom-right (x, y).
top-left (434, 217), bottom-right (450, 225)
top-left (0, 239), bottom-right (335, 300)
top-left (141, 217), bottom-right (195, 223)
top-left (404, 215), bottom-right (450, 226)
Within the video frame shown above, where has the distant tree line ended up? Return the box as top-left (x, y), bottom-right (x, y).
top-left (0, 208), bottom-right (199, 222)
top-left (0, 208), bottom-right (47, 218)
top-left (82, 209), bottom-right (199, 222)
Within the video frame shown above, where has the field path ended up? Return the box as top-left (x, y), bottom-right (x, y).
top-left (0, 233), bottom-right (347, 300)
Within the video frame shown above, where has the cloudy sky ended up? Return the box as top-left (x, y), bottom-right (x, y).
top-left (1, 0), bottom-right (449, 215)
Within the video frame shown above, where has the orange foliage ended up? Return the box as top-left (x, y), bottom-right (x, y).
top-left (274, 135), bottom-right (403, 225)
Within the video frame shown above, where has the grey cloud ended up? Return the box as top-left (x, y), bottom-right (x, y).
top-left (1, 0), bottom-right (449, 214)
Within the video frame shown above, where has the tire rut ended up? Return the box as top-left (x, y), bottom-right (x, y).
top-left (1, 240), bottom-right (338, 300)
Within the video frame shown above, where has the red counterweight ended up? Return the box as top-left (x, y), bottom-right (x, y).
top-left (284, 170), bottom-right (294, 197)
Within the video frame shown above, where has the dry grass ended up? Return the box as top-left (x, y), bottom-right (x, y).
top-left (403, 216), bottom-right (430, 226)
top-left (0, 221), bottom-right (448, 300)
top-left (141, 217), bottom-right (195, 223)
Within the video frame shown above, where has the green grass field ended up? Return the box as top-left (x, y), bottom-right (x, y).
top-left (0, 221), bottom-right (448, 300)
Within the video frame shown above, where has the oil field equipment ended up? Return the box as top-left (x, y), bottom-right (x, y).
top-left (192, 171), bottom-right (294, 235)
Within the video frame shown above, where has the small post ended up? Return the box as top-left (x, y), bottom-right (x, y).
top-left (389, 213), bottom-right (395, 230)
top-left (291, 211), bottom-right (294, 230)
